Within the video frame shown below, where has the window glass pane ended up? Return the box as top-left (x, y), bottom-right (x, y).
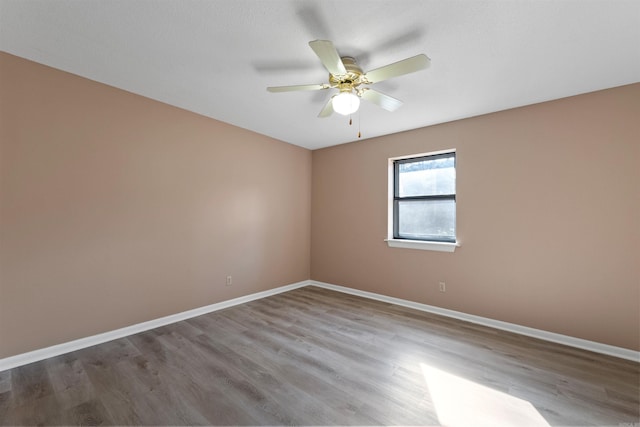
top-left (397, 199), bottom-right (456, 241)
top-left (398, 156), bottom-right (455, 197)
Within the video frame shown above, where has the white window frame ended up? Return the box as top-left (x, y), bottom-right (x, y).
top-left (386, 149), bottom-right (459, 252)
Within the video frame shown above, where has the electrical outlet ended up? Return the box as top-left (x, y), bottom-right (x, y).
top-left (439, 281), bottom-right (446, 292)
top-left (226, 276), bottom-right (233, 286)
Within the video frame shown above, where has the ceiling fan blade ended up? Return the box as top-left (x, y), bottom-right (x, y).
top-left (360, 89), bottom-right (403, 112)
top-left (309, 40), bottom-right (347, 76)
top-left (364, 54), bottom-right (430, 84)
top-left (318, 96), bottom-right (334, 117)
top-left (267, 84), bottom-right (329, 93)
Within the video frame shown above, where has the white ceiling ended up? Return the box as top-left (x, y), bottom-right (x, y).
top-left (1, 1), bottom-right (638, 150)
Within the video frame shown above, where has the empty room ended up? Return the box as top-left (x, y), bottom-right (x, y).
top-left (1, 1), bottom-right (638, 426)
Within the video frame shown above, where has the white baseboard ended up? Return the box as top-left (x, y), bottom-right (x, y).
top-left (310, 280), bottom-right (640, 362)
top-left (2, 278), bottom-right (637, 372)
top-left (0, 280), bottom-right (310, 372)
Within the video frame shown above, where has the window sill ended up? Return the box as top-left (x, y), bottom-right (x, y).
top-left (385, 239), bottom-right (459, 252)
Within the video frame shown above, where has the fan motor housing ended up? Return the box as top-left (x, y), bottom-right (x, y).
top-left (329, 57), bottom-right (364, 87)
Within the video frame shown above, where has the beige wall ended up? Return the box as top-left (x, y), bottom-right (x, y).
top-left (0, 52), bottom-right (311, 358)
top-left (311, 83), bottom-right (640, 351)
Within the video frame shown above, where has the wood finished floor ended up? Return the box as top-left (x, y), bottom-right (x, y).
top-left (0, 286), bottom-right (638, 426)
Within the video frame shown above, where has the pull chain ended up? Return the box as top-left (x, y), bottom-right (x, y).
top-left (348, 112), bottom-right (361, 138)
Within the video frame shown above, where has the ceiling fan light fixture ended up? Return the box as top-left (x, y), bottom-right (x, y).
top-left (267, 40), bottom-right (431, 119)
top-left (332, 91), bottom-right (360, 115)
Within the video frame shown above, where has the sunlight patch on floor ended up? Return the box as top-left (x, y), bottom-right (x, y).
top-left (420, 364), bottom-right (551, 427)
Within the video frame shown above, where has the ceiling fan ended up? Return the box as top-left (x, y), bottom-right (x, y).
top-left (267, 40), bottom-right (430, 117)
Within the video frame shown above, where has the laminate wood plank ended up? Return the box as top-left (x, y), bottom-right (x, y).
top-left (132, 332), bottom-right (265, 425)
top-left (2, 392), bottom-right (63, 426)
top-left (9, 359), bottom-right (55, 407)
top-left (64, 398), bottom-right (112, 426)
top-left (280, 324), bottom-right (438, 425)
top-left (0, 371), bottom-right (10, 420)
top-left (78, 347), bottom-right (145, 425)
top-left (204, 308), bottom-right (390, 425)
top-left (115, 354), bottom-right (210, 426)
top-left (231, 294), bottom-right (500, 424)
top-left (45, 352), bottom-right (96, 412)
top-left (243, 346), bottom-right (387, 424)
top-left (132, 345), bottom-right (257, 426)
top-left (192, 313), bottom-right (378, 425)
top-left (196, 333), bottom-right (343, 425)
top-left (0, 371), bottom-right (10, 395)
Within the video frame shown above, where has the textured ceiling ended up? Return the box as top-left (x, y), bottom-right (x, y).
top-left (1, 0), bottom-right (638, 150)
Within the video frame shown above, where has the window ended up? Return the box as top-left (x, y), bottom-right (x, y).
top-left (387, 150), bottom-right (458, 252)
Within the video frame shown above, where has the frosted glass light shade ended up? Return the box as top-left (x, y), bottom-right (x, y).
top-left (332, 92), bottom-right (360, 115)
